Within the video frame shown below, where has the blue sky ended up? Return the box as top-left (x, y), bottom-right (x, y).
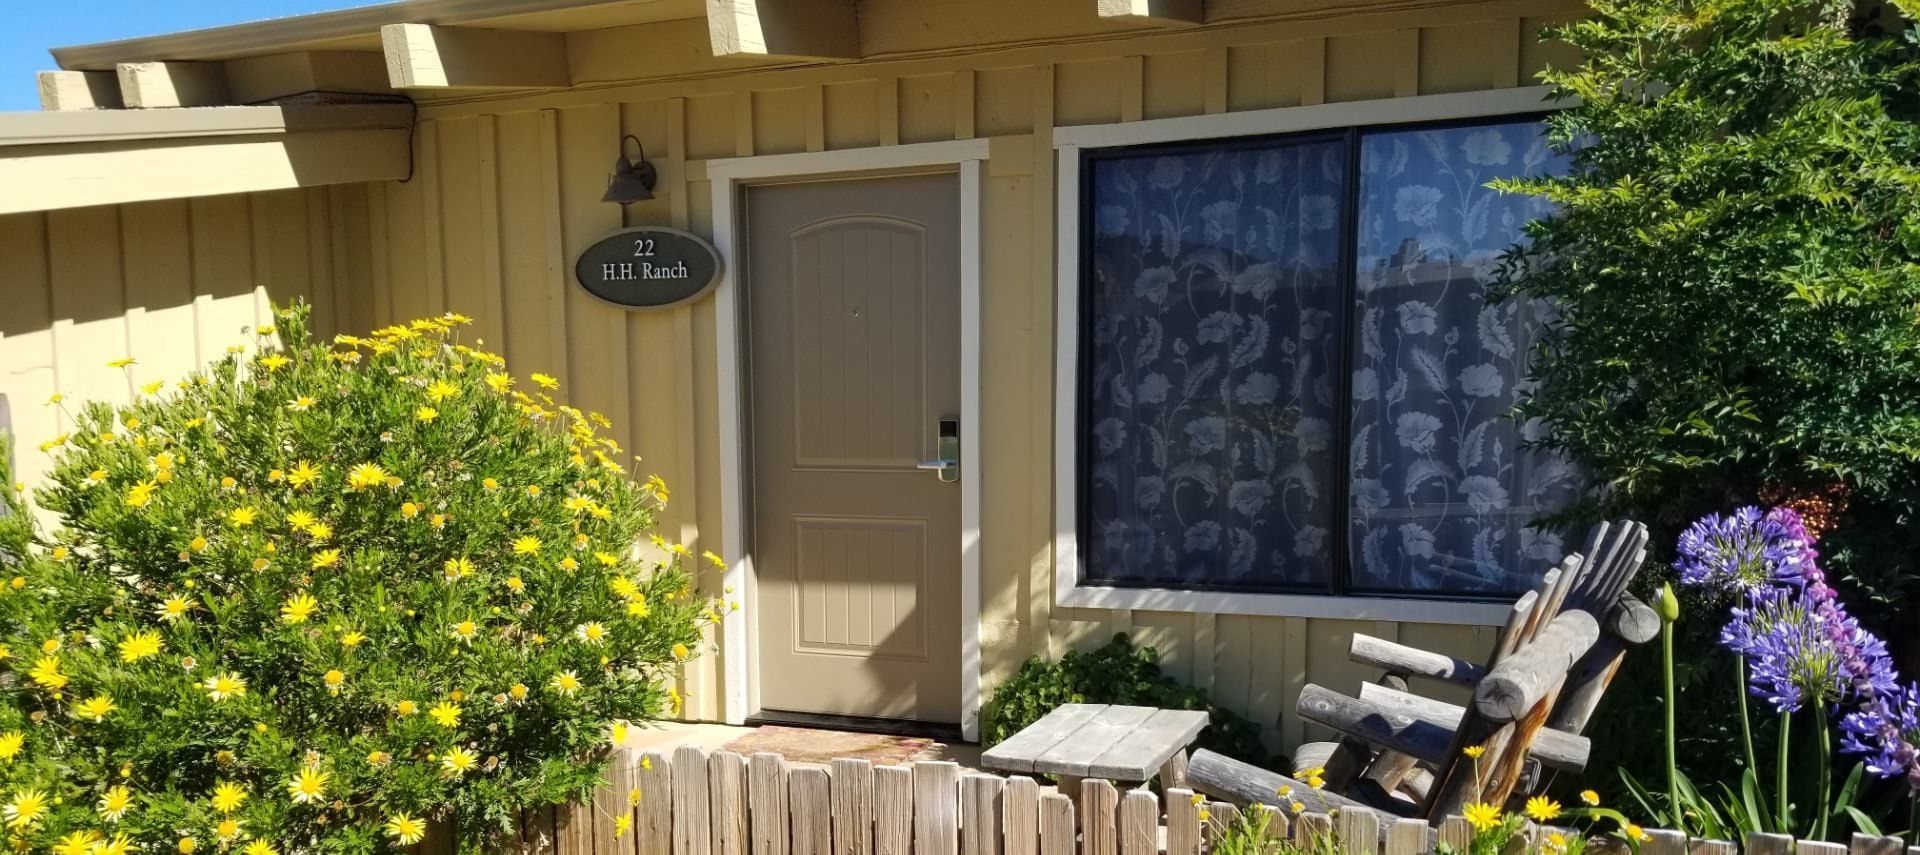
top-left (2, 2), bottom-right (372, 112)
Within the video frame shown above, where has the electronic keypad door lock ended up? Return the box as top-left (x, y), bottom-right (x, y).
top-left (914, 417), bottom-right (960, 483)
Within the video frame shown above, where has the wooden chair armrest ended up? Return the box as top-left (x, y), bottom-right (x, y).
top-left (1475, 610), bottom-right (1601, 722)
top-left (1356, 682), bottom-right (1590, 772)
top-left (1348, 634), bottom-right (1487, 686)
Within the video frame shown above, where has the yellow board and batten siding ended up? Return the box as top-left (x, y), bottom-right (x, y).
top-left (1, 185), bottom-right (377, 505)
top-left (0, 0), bottom-right (1582, 752)
top-left (363, 0), bottom-right (1578, 748)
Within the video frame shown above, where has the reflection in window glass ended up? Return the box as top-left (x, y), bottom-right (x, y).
top-left (1083, 139), bottom-right (1350, 589)
top-left (1345, 120), bottom-right (1580, 595)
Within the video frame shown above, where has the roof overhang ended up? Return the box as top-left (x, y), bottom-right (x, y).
top-left (0, 104), bottom-right (413, 215)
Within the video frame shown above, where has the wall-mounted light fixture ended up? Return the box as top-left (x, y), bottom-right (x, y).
top-left (601, 134), bottom-right (658, 205)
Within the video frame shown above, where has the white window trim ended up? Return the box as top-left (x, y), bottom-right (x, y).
top-left (709, 137), bottom-right (991, 737)
top-left (1052, 87), bottom-right (1555, 628)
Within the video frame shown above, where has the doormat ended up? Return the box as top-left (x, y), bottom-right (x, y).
top-left (721, 726), bottom-right (934, 766)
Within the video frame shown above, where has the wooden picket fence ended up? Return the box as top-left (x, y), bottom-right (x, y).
top-left (502, 745), bottom-right (1909, 855)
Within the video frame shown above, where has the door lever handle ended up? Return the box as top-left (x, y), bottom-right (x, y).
top-left (922, 416), bottom-right (960, 483)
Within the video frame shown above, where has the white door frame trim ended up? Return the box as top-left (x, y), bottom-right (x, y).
top-left (708, 137), bottom-right (991, 739)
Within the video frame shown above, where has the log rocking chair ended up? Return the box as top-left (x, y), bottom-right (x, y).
top-left (1188, 520), bottom-right (1656, 823)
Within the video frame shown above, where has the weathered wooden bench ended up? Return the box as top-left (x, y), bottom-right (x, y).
top-left (1188, 520), bottom-right (1656, 822)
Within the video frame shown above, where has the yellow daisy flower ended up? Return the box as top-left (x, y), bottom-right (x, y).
top-left (1462, 802), bottom-right (1503, 833)
top-left (127, 480), bottom-right (159, 508)
top-left (97, 785), bottom-right (133, 821)
top-left (204, 672), bottom-right (247, 702)
top-left (531, 373), bottom-right (559, 389)
top-left (286, 767), bottom-right (329, 804)
top-left (227, 507), bottom-right (257, 527)
top-left (415, 406), bottom-right (439, 422)
top-left (346, 462), bottom-right (389, 491)
top-left (428, 701), bottom-right (461, 728)
top-left (73, 694), bottom-right (116, 721)
top-left (281, 593), bottom-right (318, 623)
top-left (386, 814), bottom-right (426, 846)
top-left (29, 656), bottom-right (67, 690)
top-left (512, 536), bottom-right (541, 556)
top-left (440, 747), bottom-right (477, 778)
top-left (5, 787), bottom-right (48, 829)
top-left (444, 557), bottom-right (474, 581)
top-left (55, 831), bottom-right (102, 855)
top-left (118, 630), bottom-right (162, 662)
top-left (288, 461), bottom-right (321, 489)
top-left (551, 671), bottom-right (581, 695)
top-left (211, 781), bottom-right (247, 814)
top-left (1524, 796), bottom-right (1562, 822)
top-left (158, 596), bottom-right (193, 621)
top-left (0, 731), bottom-right (24, 761)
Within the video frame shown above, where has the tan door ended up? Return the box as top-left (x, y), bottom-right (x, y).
top-left (746, 172), bottom-right (962, 724)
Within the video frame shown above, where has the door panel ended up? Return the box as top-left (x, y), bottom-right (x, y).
top-left (747, 173), bottom-right (961, 723)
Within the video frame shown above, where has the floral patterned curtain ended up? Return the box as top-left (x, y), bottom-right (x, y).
top-left (1346, 120), bottom-right (1581, 595)
top-left (1084, 138), bottom-right (1349, 589)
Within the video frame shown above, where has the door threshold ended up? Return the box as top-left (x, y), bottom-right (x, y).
top-left (746, 709), bottom-right (968, 744)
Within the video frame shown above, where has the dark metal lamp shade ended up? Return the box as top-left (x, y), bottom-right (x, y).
top-left (602, 134), bottom-right (658, 205)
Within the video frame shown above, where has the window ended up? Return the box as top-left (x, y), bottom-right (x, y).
top-left (1077, 116), bottom-right (1578, 598)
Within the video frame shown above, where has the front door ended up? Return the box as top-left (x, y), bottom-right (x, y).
top-left (745, 172), bottom-right (962, 724)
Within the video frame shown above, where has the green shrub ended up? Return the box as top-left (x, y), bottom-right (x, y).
top-left (1491, 0), bottom-right (1920, 612)
top-left (980, 633), bottom-right (1271, 766)
top-left (0, 304), bottom-right (716, 855)
top-left (1490, 0), bottom-right (1920, 816)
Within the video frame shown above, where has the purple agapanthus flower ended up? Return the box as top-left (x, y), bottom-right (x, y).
top-left (1725, 585), bottom-right (1899, 712)
top-left (1674, 506), bottom-right (1817, 593)
top-left (1841, 682), bottom-right (1920, 792)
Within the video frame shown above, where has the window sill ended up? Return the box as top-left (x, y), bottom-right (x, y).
top-left (1055, 582), bottom-right (1511, 626)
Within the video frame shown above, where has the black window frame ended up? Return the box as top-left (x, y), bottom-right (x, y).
top-left (1072, 110), bottom-right (1557, 604)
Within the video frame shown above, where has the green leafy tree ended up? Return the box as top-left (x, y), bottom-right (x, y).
top-left (1494, 0), bottom-right (1920, 614)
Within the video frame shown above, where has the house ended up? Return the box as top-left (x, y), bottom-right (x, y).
top-left (0, 0), bottom-right (1586, 751)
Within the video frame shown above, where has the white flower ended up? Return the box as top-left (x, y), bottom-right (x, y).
top-left (1185, 417), bottom-right (1227, 454)
top-left (1392, 185), bottom-right (1445, 227)
top-left (1134, 267), bottom-right (1176, 303)
top-left (1235, 373), bottom-right (1280, 406)
top-left (1299, 195), bottom-right (1339, 231)
top-left (1148, 156), bottom-right (1186, 189)
top-left (1352, 479), bottom-right (1391, 514)
top-left (1459, 475), bottom-right (1511, 514)
top-left (1094, 418), bottom-right (1128, 455)
top-left (1351, 368), bottom-right (1380, 402)
top-left (1136, 373), bottom-right (1171, 405)
top-left (1295, 417), bottom-right (1332, 454)
top-left (1520, 527), bottom-right (1564, 561)
top-left (1096, 205), bottom-right (1130, 236)
top-left (1196, 312), bottom-right (1236, 344)
top-left (1229, 481), bottom-right (1274, 517)
top-left (1133, 477), bottom-right (1166, 512)
top-left (1183, 521), bottom-right (1222, 553)
top-left (1461, 128), bottom-right (1513, 166)
top-left (1293, 526), bottom-right (1329, 558)
top-left (1458, 364), bottom-right (1505, 398)
top-left (1397, 301), bottom-right (1438, 335)
top-left (1395, 412), bottom-right (1443, 454)
top-left (1399, 524), bottom-right (1437, 559)
top-left (1200, 201), bottom-right (1240, 239)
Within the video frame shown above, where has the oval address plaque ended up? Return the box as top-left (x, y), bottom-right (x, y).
top-left (572, 227), bottom-right (723, 310)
